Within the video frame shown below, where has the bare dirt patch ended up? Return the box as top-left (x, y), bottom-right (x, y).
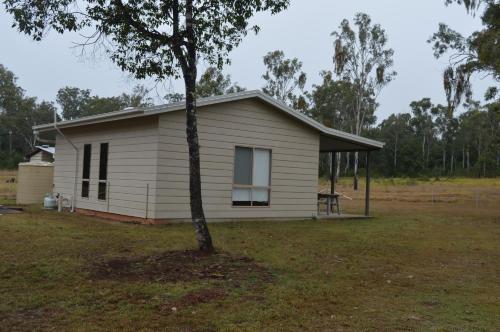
top-left (167, 288), bottom-right (227, 310)
top-left (89, 250), bottom-right (274, 285)
top-left (0, 308), bottom-right (61, 331)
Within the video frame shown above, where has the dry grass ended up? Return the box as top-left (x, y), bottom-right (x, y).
top-left (321, 177), bottom-right (500, 217)
top-left (0, 178), bottom-right (499, 331)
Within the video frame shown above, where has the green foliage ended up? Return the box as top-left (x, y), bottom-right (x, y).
top-left (332, 13), bottom-right (397, 94)
top-left (3, 0), bottom-right (289, 81)
top-left (0, 64), bottom-right (56, 157)
top-left (163, 67), bottom-right (245, 102)
top-left (262, 50), bottom-right (307, 110)
top-left (196, 67), bottom-right (245, 98)
top-left (430, 0), bottom-right (500, 80)
top-left (369, 97), bottom-right (500, 177)
top-left (0, 63), bottom-right (155, 166)
top-left (56, 85), bottom-right (152, 120)
top-left (308, 71), bottom-right (377, 130)
top-left (0, 151), bottom-right (23, 169)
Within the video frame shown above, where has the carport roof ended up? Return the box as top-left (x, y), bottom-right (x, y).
top-left (34, 90), bottom-right (384, 152)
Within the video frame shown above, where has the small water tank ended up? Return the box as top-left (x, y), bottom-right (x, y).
top-left (16, 162), bottom-right (54, 205)
top-left (44, 194), bottom-right (57, 209)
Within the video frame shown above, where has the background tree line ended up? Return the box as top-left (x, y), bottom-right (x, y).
top-left (1, 5), bottom-right (498, 179)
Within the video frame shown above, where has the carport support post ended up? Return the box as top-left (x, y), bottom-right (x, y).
top-left (365, 151), bottom-right (371, 216)
top-left (330, 152), bottom-right (336, 194)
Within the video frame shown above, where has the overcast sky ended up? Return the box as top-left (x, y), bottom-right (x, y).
top-left (0, 0), bottom-right (494, 121)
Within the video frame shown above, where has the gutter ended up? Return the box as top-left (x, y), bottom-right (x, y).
top-left (52, 110), bottom-right (78, 212)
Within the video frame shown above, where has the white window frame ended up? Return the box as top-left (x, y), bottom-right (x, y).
top-left (232, 146), bottom-right (272, 207)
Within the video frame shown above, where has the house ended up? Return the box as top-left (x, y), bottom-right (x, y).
top-left (33, 90), bottom-right (383, 223)
top-left (26, 145), bottom-right (55, 163)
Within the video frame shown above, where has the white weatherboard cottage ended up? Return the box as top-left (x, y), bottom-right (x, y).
top-left (34, 91), bottom-right (383, 223)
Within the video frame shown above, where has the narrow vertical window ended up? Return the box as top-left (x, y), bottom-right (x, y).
top-left (232, 146), bottom-right (271, 206)
top-left (98, 143), bottom-right (108, 200)
top-left (81, 144), bottom-right (91, 198)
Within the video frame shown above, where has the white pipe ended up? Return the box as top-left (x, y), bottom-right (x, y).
top-left (53, 110), bottom-right (78, 212)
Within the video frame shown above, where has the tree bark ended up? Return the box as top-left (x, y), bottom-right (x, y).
top-left (443, 148), bottom-right (446, 172)
top-left (462, 145), bottom-right (465, 169)
top-left (182, 0), bottom-right (213, 252)
top-left (345, 152), bottom-right (350, 175)
top-left (394, 134), bottom-right (398, 169)
top-left (422, 135), bottom-right (426, 165)
top-left (450, 149), bottom-right (454, 174)
top-left (336, 152), bottom-right (341, 182)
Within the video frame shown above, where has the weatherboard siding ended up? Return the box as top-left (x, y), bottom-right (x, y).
top-left (156, 99), bottom-right (320, 220)
top-left (53, 116), bottom-right (159, 218)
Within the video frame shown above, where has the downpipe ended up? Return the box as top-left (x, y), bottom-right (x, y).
top-left (52, 110), bottom-right (78, 212)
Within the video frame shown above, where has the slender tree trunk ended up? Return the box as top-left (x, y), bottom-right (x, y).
top-left (450, 149), bottom-right (454, 175)
top-left (422, 135), bottom-right (426, 165)
top-left (462, 145), bottom-right (465, 169)
top-left (394, 134), bottom-right (398, 169)
top-left (444, 149), bottom-right (446, 172)
top-left (345, 152), bottom-right (350, 175)
top-left (336, 152), bottom-right (341, 182)
top-left (466, 148), bottom-right (470, 172)
top-left (426, 139), bottom-right (431, 169)
top-left (183, 0), bottom-right (213, 252)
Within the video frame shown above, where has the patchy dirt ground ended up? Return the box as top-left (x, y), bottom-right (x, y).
top-left (1, 178), bottom-right (499, 331)
top-left (90, 250), bottom-right (274, 285)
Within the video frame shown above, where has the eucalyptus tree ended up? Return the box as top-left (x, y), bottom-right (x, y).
top-left (0, 64), bottom-right (55, 154)
top-left (57, 86), bottom-right (152, 120)
top-left (308, 71), bottom-right (354, 178)
top-left (332, 12), bottom-right (396, 189)
top-left (378, 113), bottom-right (412, 172)
top-left (430, 0), bottom-right (499, 81)
top-left (262, 50), bottom-right (308, 111)
top-left (196, 67), bottom-right (245, 98)
top-left (410, 98), bottom-right (436, 168)
top-left (3, 0), bottom-right (290, 252)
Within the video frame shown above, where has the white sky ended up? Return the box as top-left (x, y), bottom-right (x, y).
top-left (0, 0), bottom-right (495, 121)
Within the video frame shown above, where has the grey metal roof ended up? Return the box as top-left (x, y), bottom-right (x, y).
top-left (34, 90), bottom-right (384, 151)
top-left (35, 145), bottom-right (55, 155)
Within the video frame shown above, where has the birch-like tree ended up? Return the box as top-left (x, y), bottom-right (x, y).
top-left (3, 0), bottom-right (290, 252)
top-left (262, 50), bottom-right (308, 110)
top-left (332, 12), bottom-right (396, 189)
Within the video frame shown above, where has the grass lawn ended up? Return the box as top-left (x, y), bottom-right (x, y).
top-left (1, 180), bottom-right (499, 331)
top-left (0, 170), bottom-right (16, 202)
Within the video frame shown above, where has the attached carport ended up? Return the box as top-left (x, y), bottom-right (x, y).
top-left (319, 129), bottom-right (384, 217)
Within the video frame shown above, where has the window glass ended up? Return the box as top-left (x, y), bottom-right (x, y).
top-left (253, 149), bottom-right (270, 186)
top-left (232, 188), bottom-right (251, 206)
top-left (234, 147), bottom-right (252, 185)
top-left (99, 143), bottom-right (109, 181)
top-left (98, 182), bottom-right (107, 200)
top-left (252, 188), bottom-right (269, 203)
top-left (82, 181), bottom-right (89, 198)
top-left (82, 144), bottom-right (91, 179)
